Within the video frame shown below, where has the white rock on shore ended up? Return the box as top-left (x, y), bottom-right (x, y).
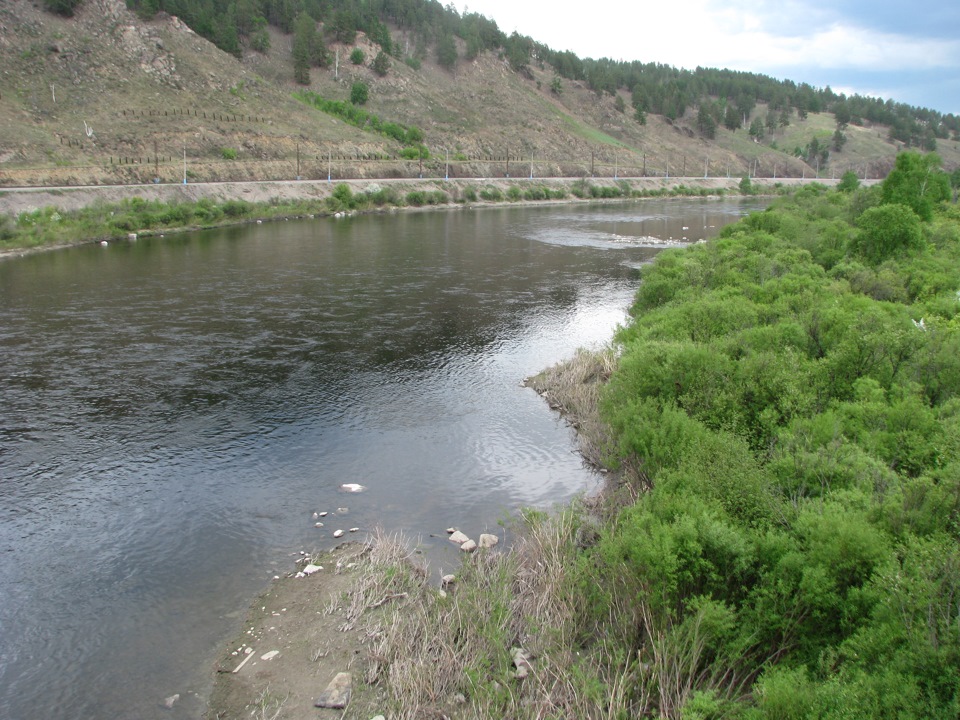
top-left (479, 533), bottom-right (499, 548)
top-left (448, 530), bottom-right (469, 544)
top-left (460, 539), bottom-right (477, 552)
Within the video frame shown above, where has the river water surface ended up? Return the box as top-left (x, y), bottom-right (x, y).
top-left (0, 199), bottom-right (762, 719)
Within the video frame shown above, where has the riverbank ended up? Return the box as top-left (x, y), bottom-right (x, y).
top-left (205, 350), bottom-right (616, 720)
top-left (0, 175), bottom-right (848, 259)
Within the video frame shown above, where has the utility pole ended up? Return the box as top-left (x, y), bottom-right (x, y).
top-left (614, 152), bottom-right (618, 180)
top-left (529, 155), bottom-right (533, 180)
top-left (445, 148), bottom-right (449, 181)
top-left (296, 142), bottom-right (301, 180)
top-left (335, 50), bottom-right (339, 80)
top-left (182, 143), bottom-right (187, 184)
top-left (154, 140), bottom-right (159, 182)
top-left (327, 148), bottom-right (332, 183)
top-left (703, 157), bottom-right (708, 179)
top-left (642, 153), bottom-right (646, 177)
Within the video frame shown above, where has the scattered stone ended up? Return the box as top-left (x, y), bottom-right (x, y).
top-left (319, 511), bottom-right (328, 517)
top-left (162, 693), bottom-right (179, 709)
top-left (460, 539), bottom-right (477, 552)
top-left (315, 672), bottom-right (352, 709)
top-left (511, 647), bottom-right (533, 679)
top-left (446, 527), bottom-right (456, 534)
top-left (315, 522), bottom-right (324, 528)
top-left (312, 512), bottom-right (319, 519)
top-left (333, 529), bottom-right (344, 538)
top-left (453, 693), bottom-right (467, 705)
top-left (441, 574), bottom-right (456, 586)
top-left (340, 483), bottom-right (366, 493)
top-left (349, 527), bottom-right (359, 533)
top-left (438, 588), bottom-right (447, 598)
top-left (127, 232), bottom-right (137, 241)
top-left (302, 564), bottom-right (323, 575)
top-left (371, 716), bottom-right (386, 720)
top-left (478, 533), bottom-right (499, 549)
top-left (100, 240), bottom-right (109, 246)
top-left (448, 530), bottom-right (469, 544)
top-left (260, 650), bottom-right (280, 661)
top-left (337, 507), bottom-right (348, 514)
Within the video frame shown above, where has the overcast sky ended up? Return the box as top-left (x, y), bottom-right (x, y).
top-left (461, 0), bottom-right (960, 115)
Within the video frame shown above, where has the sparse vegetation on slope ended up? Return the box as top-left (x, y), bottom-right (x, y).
top-left (2, 0), bottom-right (958, 193)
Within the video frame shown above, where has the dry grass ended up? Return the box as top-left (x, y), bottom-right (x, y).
top-left (347, 510), bottom-right (644, 719)
top-left (525, 347), bottom-right (617, 470)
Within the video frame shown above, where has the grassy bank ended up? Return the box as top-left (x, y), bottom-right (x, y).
top-left (0, 177), bottom-right (783, 255)
top-left (273, 156), bottom-right (960, 720)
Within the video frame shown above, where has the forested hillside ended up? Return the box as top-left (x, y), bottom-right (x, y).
top-left (3, 0), bottom-right (959, 187)
top-left (112, 0), bottom-right (960, 151)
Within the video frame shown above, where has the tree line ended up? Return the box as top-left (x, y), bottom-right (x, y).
top-left (43, 0), bottom-right (960, 151)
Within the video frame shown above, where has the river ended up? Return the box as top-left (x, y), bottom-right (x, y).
top-left (0, 198), bottom-right (762, 719)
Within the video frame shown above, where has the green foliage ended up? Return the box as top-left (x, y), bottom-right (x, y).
top-left (436, 34), bottom-right (457, 71)
top-left (371, 51), bottom-right (390, 77)
top-left (294, 91), bottom-right (424, 149)
top-left (578, 185), bottom-right (960, 716)
top-left (838, 170), bottom-right (860, 192)
top-left (349, 81), bottom-right (369, 106)
top-left (881, 152), bottom-right (951, 221)
top-left (739, 176), bottom-right (754, 194)
top-left (220, 147), bottom-right (237, 160)
top-left (854, 203), bottom-right (925, 264)
top-left (43, 0), bottom-right (82, 17)
top-left (404, 190), bottom-right (447, 207)
top-left (349, 48), bottom-right (365, 65)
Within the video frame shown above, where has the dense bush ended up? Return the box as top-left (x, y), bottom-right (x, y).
top-left (574, 152), bottom-right (960, 718)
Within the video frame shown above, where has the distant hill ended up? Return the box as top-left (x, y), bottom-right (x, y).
top-left (1, 0), bottom-right (958, 187)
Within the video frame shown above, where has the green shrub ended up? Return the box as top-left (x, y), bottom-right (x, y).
top-left (405, 190), bottom-right (426, 206)
top-left (350, 81), bottom-right (369, 106)
top-left (349, 48), bottom-right (365, 65)
top-left (854, 203), bottom-right (925, 264)
top-left (506, 186), bottom-right (522, 201)
top-left (220, 147), bottom-right (237, 160)
top-left (479, 186), bottom-right (503, 201)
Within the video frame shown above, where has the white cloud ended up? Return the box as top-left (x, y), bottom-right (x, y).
top-left (462, 0), bottom-right (960, 111)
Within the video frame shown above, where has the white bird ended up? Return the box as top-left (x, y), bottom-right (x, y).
top-left (340, 483), bottom-right (366, 493)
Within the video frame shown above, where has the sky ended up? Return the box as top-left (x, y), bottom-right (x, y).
top-left (460, 0), bottom-right (960, 116)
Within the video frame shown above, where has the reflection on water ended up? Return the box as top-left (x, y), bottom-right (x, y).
top-left (0, 198), bottom-right (761, 719)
